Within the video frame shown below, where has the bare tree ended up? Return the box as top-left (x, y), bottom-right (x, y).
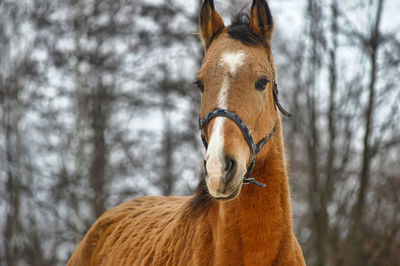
top-left (1, 0), bottom-right (399, 265)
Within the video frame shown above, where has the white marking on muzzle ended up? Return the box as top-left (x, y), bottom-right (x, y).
top-left (205, 51), bottom-right (246, 193)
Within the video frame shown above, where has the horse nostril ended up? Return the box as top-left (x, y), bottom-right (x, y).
top-left (225, 159), bottom-right (233, 172)
top-left (224, 156), bottom-right (237, 184)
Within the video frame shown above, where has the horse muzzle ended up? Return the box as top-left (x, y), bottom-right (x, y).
top-left (204, 154), bottom-right (245, 200)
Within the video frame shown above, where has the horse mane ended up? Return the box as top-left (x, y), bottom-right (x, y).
top-left (228, 12), bottom-right (268, 47)
top-left (188, 172), bottom-right (215, 212)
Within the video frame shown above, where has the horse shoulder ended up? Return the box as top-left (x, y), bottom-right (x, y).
top-left (67, 198), bottom-right (145, 265)
top-left (68, 195), bottom-right (202, 265)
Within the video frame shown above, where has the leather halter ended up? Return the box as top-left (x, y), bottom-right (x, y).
top-left (199, 81), bottom-right (291, 188)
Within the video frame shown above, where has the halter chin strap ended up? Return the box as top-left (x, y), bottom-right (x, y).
top-left (199, 81), bottom-right (291, 188)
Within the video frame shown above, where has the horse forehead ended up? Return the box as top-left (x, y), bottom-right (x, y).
top-left (219, 51), bottom-right (247, 75)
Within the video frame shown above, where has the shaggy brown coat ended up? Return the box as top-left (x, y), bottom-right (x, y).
top-left (68, 0), bottom-right (305, 265)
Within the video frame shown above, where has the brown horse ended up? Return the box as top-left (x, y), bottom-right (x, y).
top-left (68, 0), bottom-right (305, 265)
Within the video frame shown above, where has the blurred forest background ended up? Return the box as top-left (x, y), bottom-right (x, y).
top-left (1, 0), bottom-right (399, 265)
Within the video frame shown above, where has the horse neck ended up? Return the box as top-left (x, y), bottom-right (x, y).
top-left (232, 119), bottom-right (291, 214)
top-left (208, 121), bottom-right (294, 260)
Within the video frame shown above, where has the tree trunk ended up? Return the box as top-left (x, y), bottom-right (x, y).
top-left (3, 79), bottom-right (22, 266)
top-left (351, 0), bottom-right (384, 265)
top-left (324, 0), bottom-right (338, 263)
top-left (89, 85), bottom-right (108, 219)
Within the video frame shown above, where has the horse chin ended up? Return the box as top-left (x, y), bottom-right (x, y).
top-left (213, 185), bottom-right (242, 201)
top-left (209, 178), bottom-right (243, 201)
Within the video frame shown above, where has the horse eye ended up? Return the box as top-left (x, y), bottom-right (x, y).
top-left (255, 77), bottom-right (270, 91)
top-left (194, 79), bottom-right (204, 93)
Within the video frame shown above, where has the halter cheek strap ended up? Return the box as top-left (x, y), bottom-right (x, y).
top-left (198, 81), bottom-right (291, 188)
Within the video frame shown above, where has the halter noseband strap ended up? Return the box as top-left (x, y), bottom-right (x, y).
top-left (199, 81), bottom-right (291, 188)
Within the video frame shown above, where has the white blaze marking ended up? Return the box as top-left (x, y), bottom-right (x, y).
top-left (221, 51), bottom-right (246, 75)
top-left (217, 76), bottom-right (229, 109)
top-left (206, 51), bottom-right (246, 184)
top-left (205, 77), bottom-right (228, 176)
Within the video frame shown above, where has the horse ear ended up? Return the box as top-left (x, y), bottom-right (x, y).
top-left (199, 0), bottom-right (225, 49)
top-left (249, 0), bottom-right (274, 46)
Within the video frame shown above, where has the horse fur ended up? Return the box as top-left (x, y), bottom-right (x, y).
top-left (68, 0), bottom-right (305, 265)
top-left (68, 122), bottom-right (305, 265)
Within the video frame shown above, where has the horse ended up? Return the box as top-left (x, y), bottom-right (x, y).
top-left (67, 0), bottom-right (305, 265)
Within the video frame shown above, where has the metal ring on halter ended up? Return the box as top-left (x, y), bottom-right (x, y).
top-left (198, 81), bottom-right (291, 188)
